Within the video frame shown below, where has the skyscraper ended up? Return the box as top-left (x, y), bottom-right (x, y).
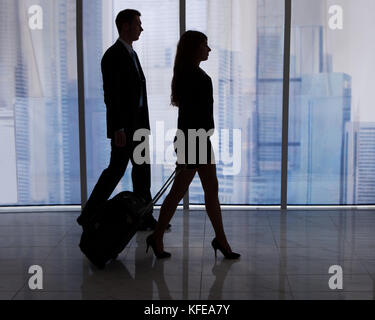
top-left (344, 122), bottom-right (375, 204)
top-left (254, 0), bottom-right (284, 204)
top-left (288, 73), bottom-right (351, 204)
top-left (0, 0), bottom-right (80, 205)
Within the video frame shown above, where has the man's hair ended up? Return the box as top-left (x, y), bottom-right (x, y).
top-left (115, 9), bottom-right (141, 34)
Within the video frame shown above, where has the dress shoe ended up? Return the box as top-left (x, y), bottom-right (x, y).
top-left (146, 235), bottom-right (171, 259)
top-left (211, 238), bottom-right (240, 259)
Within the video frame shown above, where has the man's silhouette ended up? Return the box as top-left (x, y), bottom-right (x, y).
top-left (77, 9), bottom-right (158, 231)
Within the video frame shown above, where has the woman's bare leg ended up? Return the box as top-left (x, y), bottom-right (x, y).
top-left (197, 164), bottom-right (232, 252)
top-left (152, 166), bottom-right (197, 251)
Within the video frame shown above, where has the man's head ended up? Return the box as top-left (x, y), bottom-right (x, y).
top-left (116, 9), bottom-right (143, 42)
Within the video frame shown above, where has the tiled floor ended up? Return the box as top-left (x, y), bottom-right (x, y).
top-left (1, 209), bottom-right (375, 300)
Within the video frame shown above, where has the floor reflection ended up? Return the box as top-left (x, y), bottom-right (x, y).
top-left (4, 209), bottom-right (375, 300)
top-left (207, 259), bottom-right (239, 300)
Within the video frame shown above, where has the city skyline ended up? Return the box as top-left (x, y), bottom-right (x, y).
top-left (0, 0), bottom-right (374, 205)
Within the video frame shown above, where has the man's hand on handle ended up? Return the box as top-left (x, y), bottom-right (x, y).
top-left (114, 129), bottom-right (126, 147)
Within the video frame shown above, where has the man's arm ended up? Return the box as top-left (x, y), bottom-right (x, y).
top-left (101, 50), bottom-right (130, 146)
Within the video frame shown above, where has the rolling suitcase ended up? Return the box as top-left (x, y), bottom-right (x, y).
top-left (79, 167), bottom-right (183, 269)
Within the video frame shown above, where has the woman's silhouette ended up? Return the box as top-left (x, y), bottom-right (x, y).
top-left (146, 31), bottom-right (240, 260)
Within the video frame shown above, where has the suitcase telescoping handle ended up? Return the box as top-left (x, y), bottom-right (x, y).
top-left (141, 165), bottom-right (186, 217)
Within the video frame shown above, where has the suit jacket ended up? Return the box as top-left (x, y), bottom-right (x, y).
top-left (101, 40), bottom-right (151, 139)
top-left (177, 67), bottom-right (214, 134)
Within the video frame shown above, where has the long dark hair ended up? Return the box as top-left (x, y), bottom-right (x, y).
top-left (171, 30), bottom-right (208, 107)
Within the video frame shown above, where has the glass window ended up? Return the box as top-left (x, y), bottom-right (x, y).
top-left (3, 0), bottom-right (372, 207)
top-left (187, 0), bottom-right (285, 204)
top-left (0, 0), bottom-right (80, 205)
top-left (288, 0), bottom-right (375, 204)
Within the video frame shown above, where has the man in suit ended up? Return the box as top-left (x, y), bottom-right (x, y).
top-left (77, 9), bottom-right (161, 231)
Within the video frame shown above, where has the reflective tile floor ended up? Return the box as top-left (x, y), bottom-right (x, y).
top-left (1, 209), bottom-right (375, 300)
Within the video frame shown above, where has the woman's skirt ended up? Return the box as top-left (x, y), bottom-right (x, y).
top-left (173, 133), bottom-right (215, 169)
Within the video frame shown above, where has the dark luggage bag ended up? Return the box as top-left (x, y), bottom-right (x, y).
top-left (79, 167), bottom-right (182, 269)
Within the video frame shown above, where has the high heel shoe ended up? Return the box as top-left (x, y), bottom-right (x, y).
top-left (146, 235), bottom-right (171, 259)
top-left (211, 238), bottom-right (241, 259)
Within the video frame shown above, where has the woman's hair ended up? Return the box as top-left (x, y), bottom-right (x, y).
top-left (171, 30), bottom-right (208, 106)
